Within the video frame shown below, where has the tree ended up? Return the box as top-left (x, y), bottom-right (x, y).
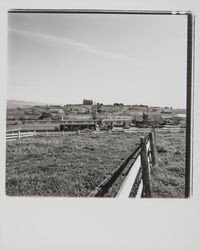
top-left (142, 111), bottom-right (148, 122)
top-left (113, 103), bottom-right (123, 106)
top-left (38, 111), bottom-right (52, 120)
top-left (91, 106), bottom-right (98, 119)
top-left (83, 99), bottom-right (93, 105)
top-left (96, 103), bottom-right (103, 113)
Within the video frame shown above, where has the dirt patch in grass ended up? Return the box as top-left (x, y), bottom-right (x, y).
top-left (6, 133), bottom-right (140, 197)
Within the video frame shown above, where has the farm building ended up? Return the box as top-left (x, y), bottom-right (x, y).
top-left (49, 108), bottom-right (64, 114)
top-left (161, 109), bottom-right (172, 114)
top-left (49, 109), bottom-right (65, 121)
top-left (66, 114), bottom-right (92, 120)
top-left (101, 118), bottom-right (132, 128)
top-left (64, 105), bottom-right (91, 114)
top-left (148, 113), bottom-right (162, 123)
top-left (60, 119), bottom-right (96, 131)
top-left (100, 105), bottom-right (128, 113)
top-left (161, 114), bottom-right (173, 124)
top-left (172, 114), bottom-right (186, 125)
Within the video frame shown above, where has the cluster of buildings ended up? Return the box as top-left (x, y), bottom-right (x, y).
top-left (160, 109), bottom-right (186, 126)
top-left (59, 116), bottom-right (133, 131)
top-left (34, 108), bottom-right (186, 131)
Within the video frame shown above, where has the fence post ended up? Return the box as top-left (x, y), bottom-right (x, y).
top-left (46, 130), bottom-right (48, 136)
top-left (140, 136), bottom-right (151, 198)
top-left (33, 130), bottom-right (36, 136)
top-left (152, 125), bottom-right (157, 146)
top-left (62, 130), bottom-right (65, 136)
top-left (149, 132), bottom-right (156, 168)
top-left (18, 130), bottom-right (21, 139)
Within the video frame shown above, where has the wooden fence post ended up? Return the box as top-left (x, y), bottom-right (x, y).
top-left (152, 126), bottom-right (157, 146)
top-left (18, 130), bottom-right (21, 139)
top-left (149, 132), bottom-right (156, 167)
top-left (140, 136), bottom-right (151, 198)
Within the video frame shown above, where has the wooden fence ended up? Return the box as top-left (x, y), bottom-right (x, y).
top-left (7, 128), bottom-right (156, 197)
top-left (6, 129), bottom-right (69, 141)
top-left (6, 129), bottom-right (35, 141)
top-left (89, 132), bottom-right (156, 198)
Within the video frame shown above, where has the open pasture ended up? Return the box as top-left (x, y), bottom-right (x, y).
top-left (6, 129), bottom-right (186, 197)
top-left (151, 129), bottom-right (186, 198)
top-left (6, 132), bottom-right (141, 196)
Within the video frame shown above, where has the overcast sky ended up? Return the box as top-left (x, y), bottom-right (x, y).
top-left (7, 13), bottom-right (187, 108)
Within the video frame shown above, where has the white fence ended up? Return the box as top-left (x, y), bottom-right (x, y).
top-left (89, 132), bottom-right (156, 198)
top-left (6, 129), bottom-right (71, 141)
top-left (6, 130), bottom-right (35, 141)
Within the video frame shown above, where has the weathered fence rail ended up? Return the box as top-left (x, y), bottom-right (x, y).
top-left (6, 126), bottom-right (184, 142)
top-left (89, 132), bottom-right (156, 198)
top-left (6, 129), bottom-right (69, 141)
top-left (89, 143), bottom-right (142, 197)
top-left (6, 129), bottom-right (35, 141)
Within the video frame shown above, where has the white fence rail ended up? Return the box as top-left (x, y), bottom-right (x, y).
top-left (89, 132), bottom-right (156, 198)
top-left (6, 130), bottom-right (35, 141)
top-left (6, 130), bottom-right (73, 141)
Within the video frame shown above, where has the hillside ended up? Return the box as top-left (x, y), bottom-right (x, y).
top-left (7, 100), bottom-right (47, 109)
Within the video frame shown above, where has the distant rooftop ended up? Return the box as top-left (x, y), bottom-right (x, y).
top-left (49, 109), bottom-right (64, 113)
top-left (102, 117), bottom-right (132, 121)
top-left (161, 114), bottom-right (173, 119)
top-left (173, 114), bottom-right (186, 118)
top-left (161, 109), bottom-right (172, 114)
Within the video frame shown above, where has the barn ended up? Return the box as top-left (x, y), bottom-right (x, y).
top-left (161, 114), bottom-right (173, 124)
top-left (101, 118), bottom-right (132, 128)
top-left (60, 119), bottom-right (96, 131)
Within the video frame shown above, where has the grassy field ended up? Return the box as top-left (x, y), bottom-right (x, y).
top-left (151, 130), bottom-right (186, 198)
top-left (6, 132), bottom-right (141, 196)
top-left (6, 130), bottom-right (186, 198)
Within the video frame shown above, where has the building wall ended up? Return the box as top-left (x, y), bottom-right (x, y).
top-left (102, 119), bottom-right (131, 127)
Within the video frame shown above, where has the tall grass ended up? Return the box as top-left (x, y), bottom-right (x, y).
top-left (6, 133), bottom-right (140, 196)
top-left (151, 130), bottom-right (186, 198)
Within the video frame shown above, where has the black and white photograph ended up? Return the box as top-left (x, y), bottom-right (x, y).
top-left (1, 1), bottom-right (199, 250)
top-left (6, 10), bottom-right (192, 198)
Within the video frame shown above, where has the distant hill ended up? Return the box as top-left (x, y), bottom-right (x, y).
top-left (7, 100), bottom-right (47, 109)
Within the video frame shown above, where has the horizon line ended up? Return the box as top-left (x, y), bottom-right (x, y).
top-left (7, 99), bottom-right (186, 109)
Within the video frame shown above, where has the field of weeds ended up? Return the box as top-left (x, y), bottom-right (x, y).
top-left (6, 132), bottom-right (141, 196)
top-left (151, 129), bottom-right (186, 198)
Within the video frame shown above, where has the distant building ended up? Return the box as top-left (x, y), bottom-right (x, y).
top-left (161, 114), bottom-right (173, 124)
top-left (101, 118), bottom-right (132, 127)
top-left (60, 119), bottom-right (96, 131)
top-left (49, 109), bottom-right (65, 121)
top-left (67, 114), bottom-right (91, 120)
top-left (49, 109), bottom-right (64, 114)
top-left (161, 109), bottom-right (172, 114)
top-left (77, 107), bottom-right (88, 114)
top-left (173, 114), bottom-right (186, 125)
top-left (134, 117), bottom-right (143, 123)
top-left (173, 114), bottom-right (186, 119)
